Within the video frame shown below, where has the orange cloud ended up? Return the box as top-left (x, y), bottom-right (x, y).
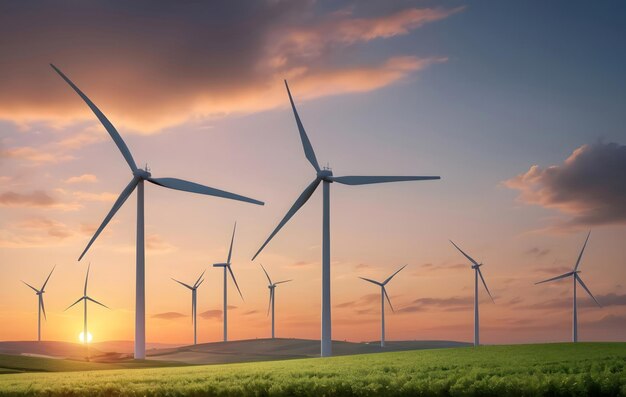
top-left (63, 174), bottom-right (98, 184)
top-left (0, 3), bottom-right (459, 132)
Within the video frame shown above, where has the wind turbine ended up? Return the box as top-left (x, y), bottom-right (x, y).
top-left (213, 223), bottom-right (244, 342)
top-left (252, 80), bottom-right (440, 357)
top-left (450, 241), bottom-right (495, 347)
top-left (22, 265), bottom-right (55, 341)
top-left (172, 270), bottom-right (205, 345)
top-left (359, 265), bottom-right (406, 347)
top-left (50, 64), bottom-right (264, 359)
top-left (65, 264), bottom-right (109, 344)
top-left (260, 264), bottom-right (292, 339)
top-left (535, 231), bottom-right (600, 342)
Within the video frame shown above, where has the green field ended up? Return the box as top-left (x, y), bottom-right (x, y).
top-left (0, 343), bottom-right (624, 396)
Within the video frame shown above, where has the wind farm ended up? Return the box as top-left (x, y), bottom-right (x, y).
top-left (1, 2), bottom-right (626, 396)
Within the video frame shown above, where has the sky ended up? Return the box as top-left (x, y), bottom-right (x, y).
top-left (0, 0), bottom-right (625, 346)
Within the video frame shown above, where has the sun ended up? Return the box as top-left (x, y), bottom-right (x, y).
top-left (79, 331), bottom-right (93, 344)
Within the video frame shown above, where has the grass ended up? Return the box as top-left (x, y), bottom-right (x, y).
top-left (0, 343), bottom-right (624, 396)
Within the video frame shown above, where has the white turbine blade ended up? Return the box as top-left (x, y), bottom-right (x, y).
top-left (79, 177), bottom-right (139, 261)
top-left (535, 271), bottom-right (574, 285)
top-left (274, 279), bottom-right (292, 285)
top-left (267, 288), bottom-right (273, 316)
top-left (40, 297), bottom-right (47, 321)
top-left (383, 265), bottom-right (407, 285)
top-left (22, 281), bottom-right (39, 294)
top-left (576, 274), bottom-right (601, 307)
top-left (227, 265), bottom-right (244, 301)
top-left (87, 296), bottom-right (110, 309)
top-left (147, 177), bottom-right (263, 206)
top-left (227, 222), bottom-right (237, 263)
top-left (260, 264), bottom-right (272, 285)
top-left (330, 176), bottom-right (440, 185)
top-left (84, 263), bottom-right (91, 296)
top-left (193, 270), bottom-right (206, 288)
top-left (50, 64), bottom-right (138, 171)
top-left (574, 231), bottom-right (591, 271)
top-left (383, 287), bottom-right (395, 312)
top-left (252, 178), bottom-right (321, 260)
top-left (359, 277), bottom-right (382, 286)
top-left (41, 265), bottom-right (56, 291)
top-left (449, 240), bottom-right (480, 267)
top-left (65, 297), bottom-right (84, 311)
top-left (172, 278), bottom-right (193, 290)
top-left (284, 80), bottom-right (320, 172)
top-left (477, 267), bottom-right (495, 303)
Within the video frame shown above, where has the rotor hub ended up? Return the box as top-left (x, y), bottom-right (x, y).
top-left (318, 169), bottom-right (333, 180)
top-left (133, 169), bottom-right (152, 179)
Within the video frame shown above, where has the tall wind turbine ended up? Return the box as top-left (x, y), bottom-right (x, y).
top-left (359, 265), bottom-right (406, 347)
top-left (172, 270), bottom-right (205, 345)
top-left (260, 264), bottom-right (292, 339)
top-left (252, 80), bottom-right (440, 357)
top-left (22, 265), bottom-right (55, 341)
top-left (65, 264), bottom-right (109, 344)
top-left (213, 223), bottom-right (244, 342)
top-left (450, 241), bottom-right (495, 347)
top-left (50, 64), bottom-right (264, 359)
top-left (535, 231), bottom-right (600, 342)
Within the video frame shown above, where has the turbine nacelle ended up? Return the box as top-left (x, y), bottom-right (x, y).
top-left (317, 169), bottom-right (333, 180)
top-left (133, 168), bottom-right (152, 179)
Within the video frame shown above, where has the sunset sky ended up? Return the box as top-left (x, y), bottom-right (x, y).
top-left (1, 1), bottom-right (625, 346)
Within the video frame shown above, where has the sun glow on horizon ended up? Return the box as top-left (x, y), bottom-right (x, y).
top-left (78, 331), bottom-right (93, 344)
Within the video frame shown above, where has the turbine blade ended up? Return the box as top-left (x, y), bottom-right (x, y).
top-left (260, 264), bottom-right (272, 285)
top-left (274, 279), bottom-right (292, 285)
top-left (383, 264), bottom-right (407, 285)
top-left (576, 274), bottom-right (601, 307)
top-left (172, 278), bottom-right (193, 290)
top-left (267, 288), bottom-right (273, 316)
top-left (84, 263), bottom-right (91, 296)
top-left (195, 279), bottom-right (205, 288)
top-left (330, 175), bottom-right (440, 185)
top-left (227, 265), bottom-right (244, 301)
top-left (40, 297), bottom-right (47, 321)
top-left (50, 64), bottom-right (137, 171)
top-left (87, 296), bottom-right (110, 309)
top-left (284, 80), bottom-right (320, 172)
top-left (78, 177), bottom-right (139, 261)
top-left (574, 231), bottom-right (591, 271)
top-left (22, 281), bottom-right (39, 293)
top-left (359, 277), bottom-right (382, 286)
top-left (194, 270), bottom-right (206, 288)
top-left (252, 178), bottom-right (321, 260)
top-left (41, 265), bottom-right (56, 291)
top-left (65, 297), bottom-right (84, 311)
top-left (383, 287), bottom-right (395, 312)
top-left (535, 271), bottom-right (575, 285)
top-left (147, 177), bottom-right (263, 206)
top-left (449, 240), bottom-right (480, 267)
top-left (477, 267), bottom-right (494, 303)
top-left (227, 222), bottom-right (236, 264)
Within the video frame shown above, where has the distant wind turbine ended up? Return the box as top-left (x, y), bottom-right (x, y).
top-left (535, 231), bottom-right (600, 342)
top-left (260, 264), bottom-right (292, 339)
top-left (65, 264), bottom-right (109, 344)
top-left (50, 64), bottom-right (264, 359)
top-left (450, 241), bottom-right (495, 347)
top-left (22, 265), bottom-right (55, 342)
top-left (172, 270), bottom-right (205, 345)
top-left (359, 265), bottom-right (406, 347)
top-left (252, 80), bottom-right (440, 357)
top-left (213, 223), bottom-right (244, 342)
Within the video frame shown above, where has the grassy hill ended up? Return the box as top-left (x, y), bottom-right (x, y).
top-left (146, 338), bottom-right (470, 364)
top-left (0, 343), bottom-right (624, 396)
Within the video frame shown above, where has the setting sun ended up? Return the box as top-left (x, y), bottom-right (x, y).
top-left (78, 332), bottom-right (93, 344)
